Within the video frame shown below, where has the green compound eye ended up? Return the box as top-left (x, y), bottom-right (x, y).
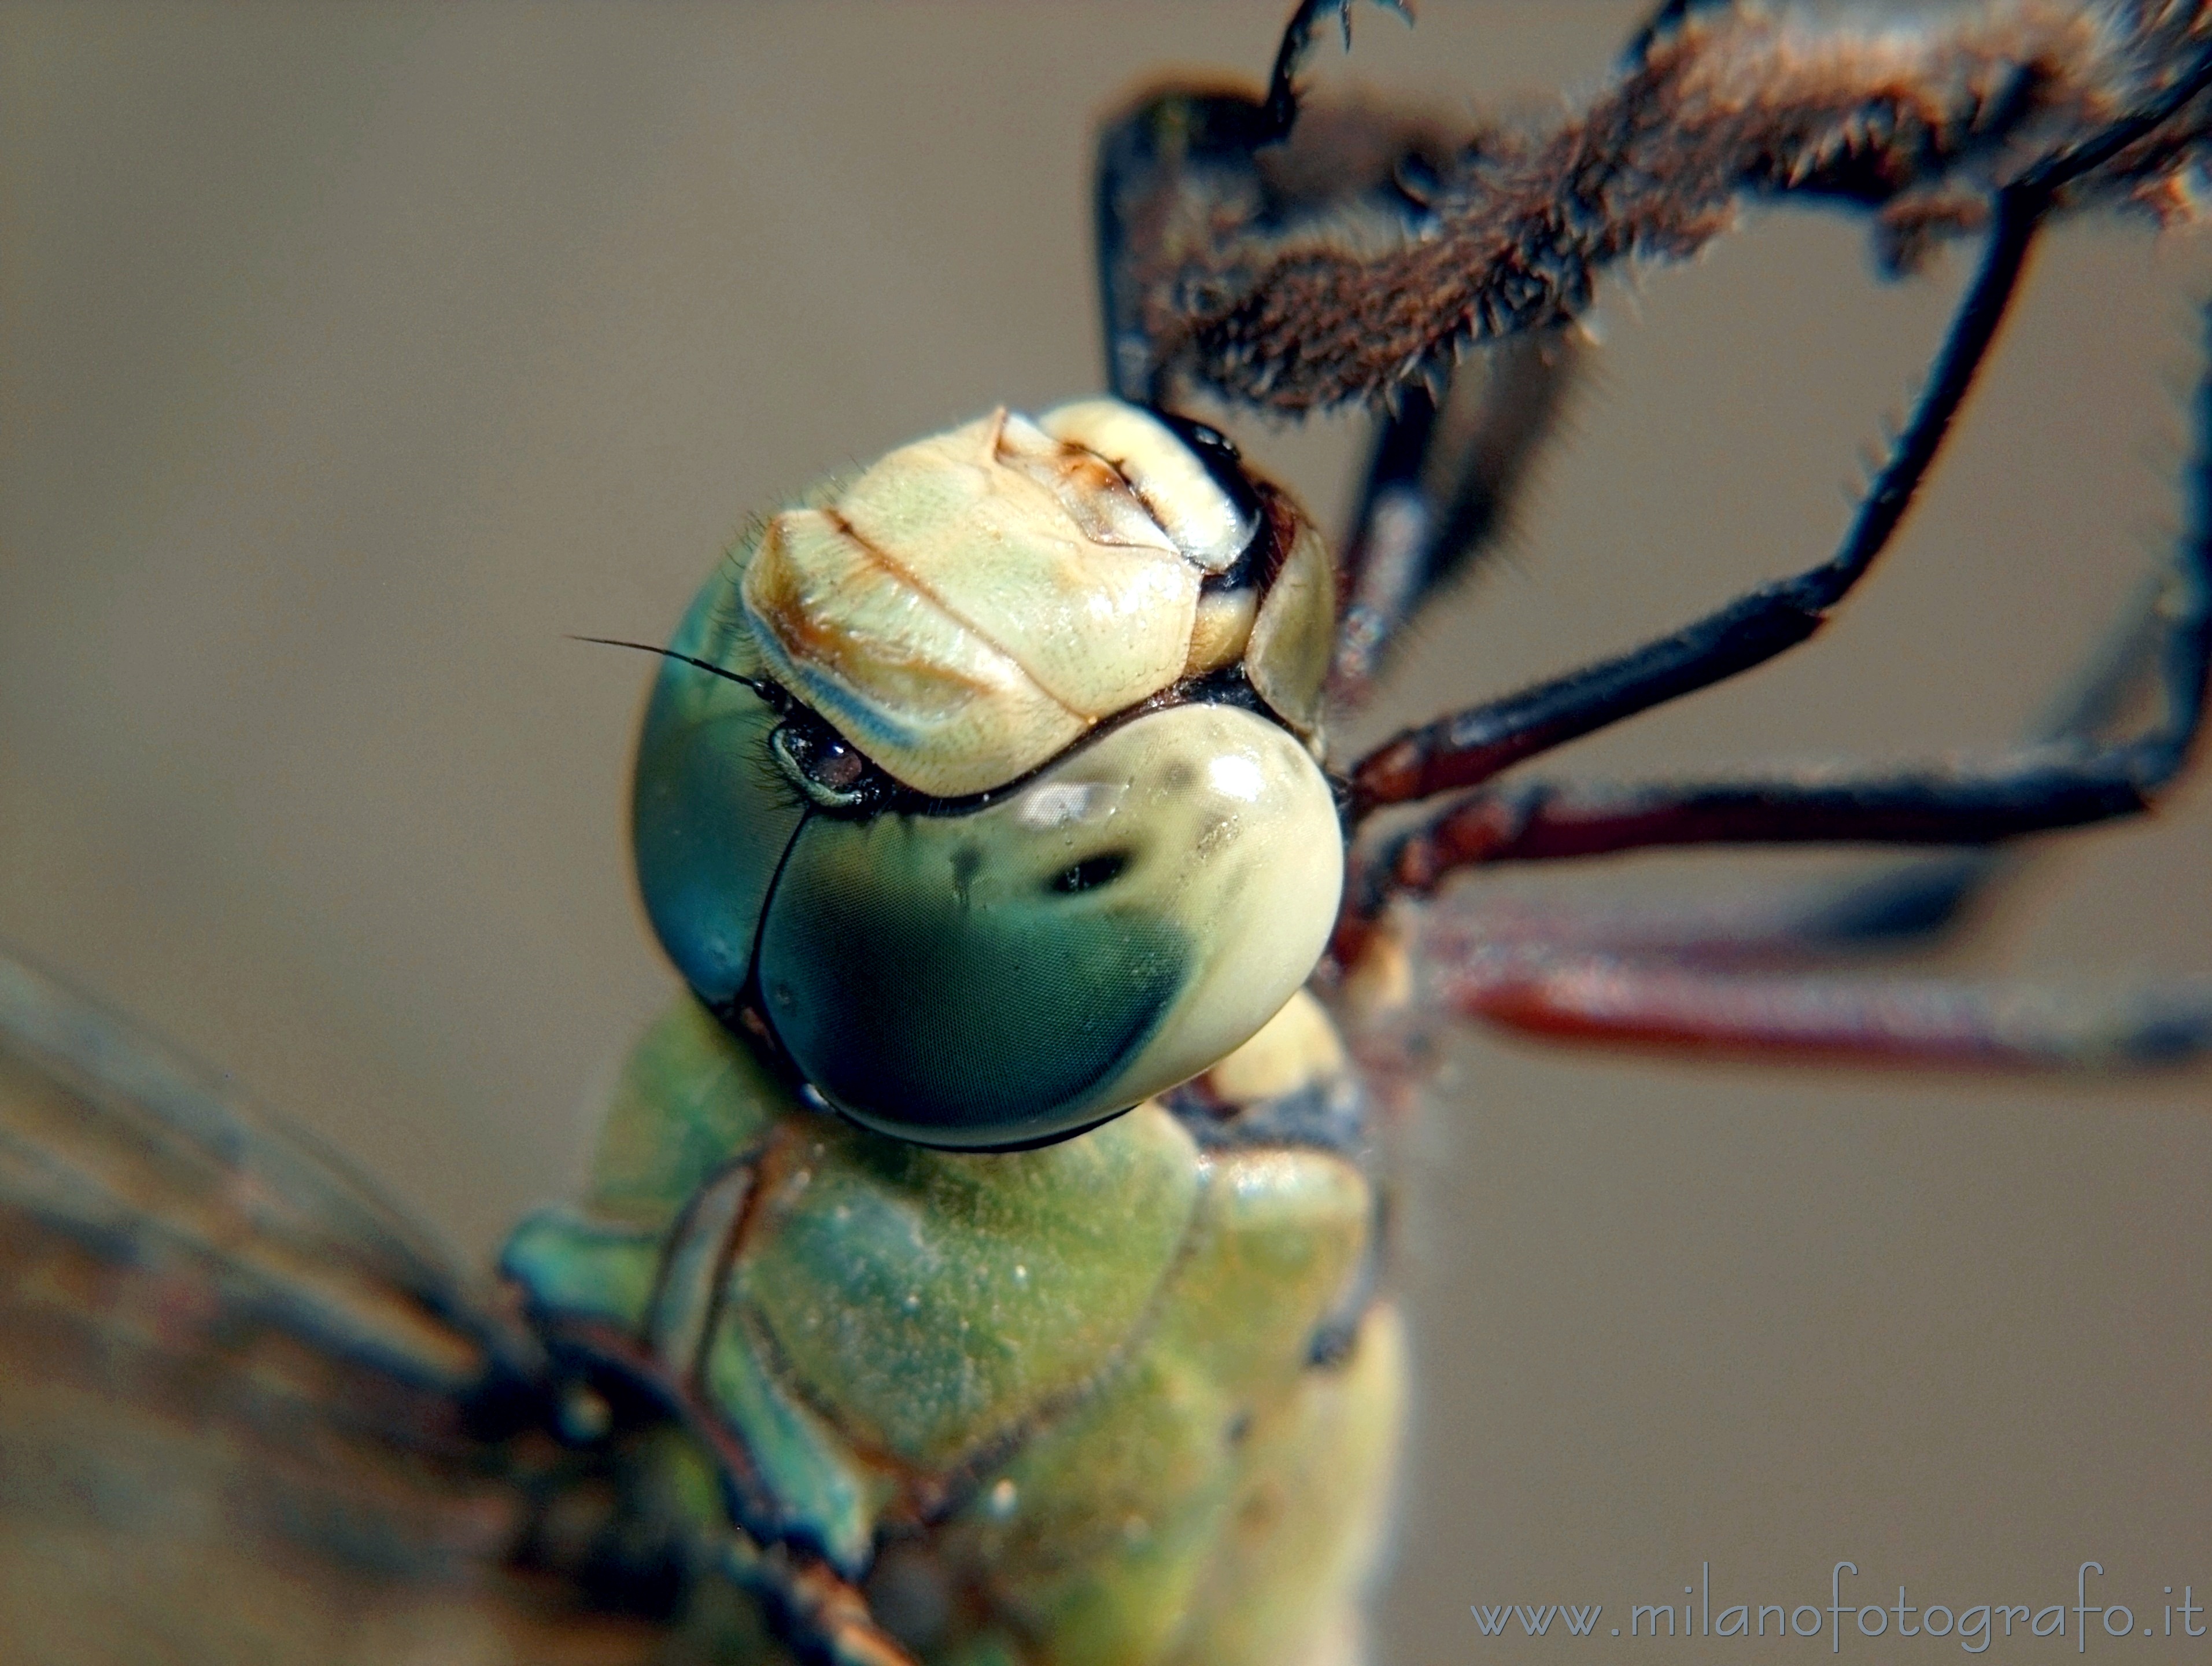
top-left (755, 705), bottom-right (1342, 1148)
top-left (636, 666), bottom-right (1342, 1149)
top-left (630, 571), bottom-right (806, 1013)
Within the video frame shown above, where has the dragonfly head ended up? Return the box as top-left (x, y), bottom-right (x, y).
top-left (631, 399), bottom-right (1343, 1149)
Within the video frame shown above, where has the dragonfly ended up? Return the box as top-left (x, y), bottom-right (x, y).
top-left (4, 3), bottom-right (2212, 1664)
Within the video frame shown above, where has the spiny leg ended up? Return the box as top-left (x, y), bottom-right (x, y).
top-left (1092, 0), bottom-right (1434, 406)
top-left (1326, 0), bottom-right (1829, 708)
top-left (1094, 86), bottom-right (1282, 406)
top-left (1150, 17), bottom-right (2212, 414)
top-left (1095, 0), bottom-right (1580, 694)
top-left (1331, 0), bottom-right (1756, 706)
top-left (1341, 487), bottom-right (2199, 960)
top-left (1258, 0), bottom-right (1410, 141)
top-left (1306, 0), bottom-right (1578, 701)
top-left (1345, 175), bottom-right (2050, 814)
top-left (1344, 39), bottom-right (2212, 819)
top-left (1621, 0), bottom-right (1736, 72)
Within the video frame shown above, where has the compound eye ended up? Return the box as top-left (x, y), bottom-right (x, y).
top-left (631, 576), bottom-right (808, 1014)
top-left (752, 705), bottom-right (1342, 1149)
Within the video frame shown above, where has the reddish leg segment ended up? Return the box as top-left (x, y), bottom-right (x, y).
top-left (1435, 943), bottom-right (2212, 1071)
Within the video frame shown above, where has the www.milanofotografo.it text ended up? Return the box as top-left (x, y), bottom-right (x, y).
top-left (1468, 1564), bottom-right (2209, 1650)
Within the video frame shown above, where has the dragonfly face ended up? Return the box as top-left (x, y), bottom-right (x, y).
top-left (633, 401), bottom-right (1343, 1148)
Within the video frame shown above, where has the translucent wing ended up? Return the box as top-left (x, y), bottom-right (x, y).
top-left (0, 950), bottom-right (671, 1665)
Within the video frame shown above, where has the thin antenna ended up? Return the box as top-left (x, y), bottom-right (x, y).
top-left (568, 635), bottom-right (777, 701)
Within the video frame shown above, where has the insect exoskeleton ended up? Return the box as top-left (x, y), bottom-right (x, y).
top-left (633, 399), bottom-right (1345, 1149)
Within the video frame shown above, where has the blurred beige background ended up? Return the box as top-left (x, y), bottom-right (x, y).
top-left (3, 3), bottom-right (2209, 1661)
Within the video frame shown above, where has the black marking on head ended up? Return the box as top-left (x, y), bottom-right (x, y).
top-left (1194, 474), bottom-right (1306, 603)
top-left (1048, 852), bottom-right (1131, 895)
top-left (1150, 407), bottom-right (1268, 581)
top-left (950, 843), bottom-right (983, 907)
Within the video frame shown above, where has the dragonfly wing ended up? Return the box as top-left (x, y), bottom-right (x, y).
top-left (0, 951), bottom-right (671, 1665)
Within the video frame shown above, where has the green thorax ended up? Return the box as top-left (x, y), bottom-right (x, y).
top-left (501, 997), bottom-right (1400, 1666)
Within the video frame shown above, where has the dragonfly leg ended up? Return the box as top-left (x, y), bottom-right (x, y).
top-left (1092, 2), bottom-right (1446, 406)
top-left (1256, 0), bottom-right (1412, 140)
top-left (1380, 400), bottom-right (2212, 1072)
top-left (1344, 41), bottom-right (2212, 817)
top-left (1353, 718), bottom-right (2202, 896)
top-left (1347, 709), bottom-right (2206, 941)
top-left (1620, 0), bottom-right (1736, 72)
top-left (1345, 182), bottom-right (2049, 814)
top-left (1144, 14), bottom-right (2212, 412)
top-left (1430, 943), bottom-right (2212, 1072)
top-left (1330, 330), bottom-right (1582, 709)
top-left (526, 1306), bottom-right (921, 1666)
top-left (1332, 0), bottom-right (1815, 710)
top-left (1338, 472), bottom-right (2206, 956)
